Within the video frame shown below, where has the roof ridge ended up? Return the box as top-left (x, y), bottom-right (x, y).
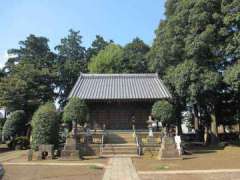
top-left (81, 73), bottom-right (158, 77)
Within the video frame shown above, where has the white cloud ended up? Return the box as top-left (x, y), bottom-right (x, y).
top-left (0, 51), bottom-right (17, 68)
top-left (0, 51), bottom-right (8, 68)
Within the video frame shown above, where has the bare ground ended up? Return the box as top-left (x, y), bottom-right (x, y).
top-left (133, 146), bottom-right (240, 171)
top-left (2, 164), bottom-right (104, 180)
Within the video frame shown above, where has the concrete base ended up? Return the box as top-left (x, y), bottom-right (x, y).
top-left (61, 136), bottom-right (80, 160)
top-left (158, 137), bottom-right (182, 160)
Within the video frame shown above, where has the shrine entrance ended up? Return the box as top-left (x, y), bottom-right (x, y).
top-left (88, 101), bottom-right (152, 130)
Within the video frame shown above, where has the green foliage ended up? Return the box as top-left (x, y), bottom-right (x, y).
top-left (152, 100), bottom-right (175, 126)
top-left (149, 0), bottom-right (240, 72)
top-left (0, 68), bottom-right (5, 78)
top-left (2, 110), bottom-right (25, 140)
top-left (63, 97), bottom-right (88, 125)
top-left (164, 60), bottom-right (221, 104)
top-left (224, 62), bottom-right (240, 92)
top-left (31, 102), bottom-right (59, 150)
top-left (88, 44), bottom-right (124, 73)
top-left (121, 37), bottom-right (150, 73)
top-left (148, 0), bottom-right (240, 137)
top-left (6, 34), bottom-right (55, 72)
top-left (86, 35), bottom-right (113, 60)
top-left (0, 34), bottom-right (57, 115)
top-left (7, 136), bottom-right (30, 150)
top-left (55, 29), bottom-right (87, 106)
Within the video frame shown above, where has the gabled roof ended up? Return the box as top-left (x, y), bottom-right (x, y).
top-left (68, 73), bottom-right (171, 100)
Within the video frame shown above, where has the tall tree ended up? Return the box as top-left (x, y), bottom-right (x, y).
top-left (122, 37), bottom-right (150, 73)
top-left (86, 35), bottom-right (113, 61)
top-left (224, 61), bottom-right (240, 128)
top-left (88, 44), bottom-right (124, 73)
top-left (0, 35), bottom-right (57, 118)
top-left (55, 29), bottom-right (87, 106)
top-left (149, 0), bottom-right (240, 143)
top-left (164, 60), bottom-right (221, 142)
top-left (5, 34), bottom-right (55, 73)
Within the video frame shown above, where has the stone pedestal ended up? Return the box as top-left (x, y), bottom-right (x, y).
top-left (37, 144), bottom-right (54, 160)
top-left (61, 136), bottom-right (80, 160)
top-left (158, 137), bottom-right (182, 160)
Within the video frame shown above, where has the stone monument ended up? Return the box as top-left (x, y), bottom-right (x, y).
top-left (158, 136), bottom-right (182, 160)
top-left (61, 121), bottom-right (80, 160)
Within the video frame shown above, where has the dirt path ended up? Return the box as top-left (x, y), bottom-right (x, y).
top-left (139, 169), bottom-right (240, 180)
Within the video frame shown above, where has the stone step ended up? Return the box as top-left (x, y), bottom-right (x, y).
top-left (101, 143), bottom-right (138, 156)
top-left (103, 143), bottom-right (136, 147)
top-left (103, 149), bottom-right (135, 153)
top-left (102, 147), bottom-right (137, 151)
top-left (100, 154), bottom-right (139, 158)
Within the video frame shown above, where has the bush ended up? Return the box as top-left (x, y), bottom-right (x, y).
top-left (151, 100), bottom-right (175, 127)
top-left (63, 97), bottom-right (88, 125)
top-left (31, 102), bottom-right (59, 150)
top-left (7, 136), bottom-right (30, 150)
top-left (2, 110), bottom-right (25, 140)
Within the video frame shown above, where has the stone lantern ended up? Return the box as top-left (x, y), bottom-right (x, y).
top-left (146, 115), bottom-right (154, 137)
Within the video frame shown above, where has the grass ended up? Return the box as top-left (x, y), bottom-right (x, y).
top-left (88, 165), bottom-right (104, 170)
top-left (155, 165), bottom-right (169, 170)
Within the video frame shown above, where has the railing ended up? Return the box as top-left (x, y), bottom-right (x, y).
top-left (100, 130), bottom-right (105, 154)
top-left (137, 132), bottom-right (162, 146)
top-left (78, 131), bottom-right (104, 144)
top-left (133, 128), bottom-right (141, 156)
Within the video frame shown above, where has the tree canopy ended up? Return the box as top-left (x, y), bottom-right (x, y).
top-left (88, 44), bottom-right (124, 73)
top-left (152, 100), bottom-right (175, 127)
top-left (86, 35), bottom-right (113, 60)
top-left (55, 29), bottom-right (87, 106)
top-left (121, 37), bottom-right (150, 73)
top-left (63, 97), bottom-right (88, 125)
top-left (148, 0), bottom-right (240, 142)
top-left (0, 35), bottom-right (57, 115)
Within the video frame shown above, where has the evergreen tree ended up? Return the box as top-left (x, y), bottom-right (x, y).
top-left (55, 29), bottom-right (87, 106)
top-left (88, 44), bottom-right (124, 73)
top-left (122, 37), bottom-right (150, 73)
top-left (31, 102), bottom-right (59, 150)
top-left (86, 35), bottom-right (113, 60)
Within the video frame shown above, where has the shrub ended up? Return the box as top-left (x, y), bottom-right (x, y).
top-left (151, 100), bottom-right (175, 127)
top-left (31, 102), bottom-right (59, 150)
top-left (2, 110), bottom-right (25, 140)
top-left (7, 136), bottom-right (30, 150)
top-left (63, 97), bottom-right (88, 125)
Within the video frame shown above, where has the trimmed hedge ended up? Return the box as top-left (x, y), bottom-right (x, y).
top-left (2, 110), bottom-right (25, 140)
top-left (31, 102), bottom-right (59, 150)
top-left (7, 136), bottom-right (30, 150)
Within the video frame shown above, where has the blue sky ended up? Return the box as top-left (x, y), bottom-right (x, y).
top-left (0, 0), bottom-right (165, 67)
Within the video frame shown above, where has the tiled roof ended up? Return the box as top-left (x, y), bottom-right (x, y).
top-left (68, 73), bottom-right (171, 100)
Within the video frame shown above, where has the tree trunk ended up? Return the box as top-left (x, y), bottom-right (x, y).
top-left (210, 112), bottom-right (219, 145)
top-left (192, 104), bottom-right (199, 130)
top-left (204, 126), bottom-right (209, 145)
